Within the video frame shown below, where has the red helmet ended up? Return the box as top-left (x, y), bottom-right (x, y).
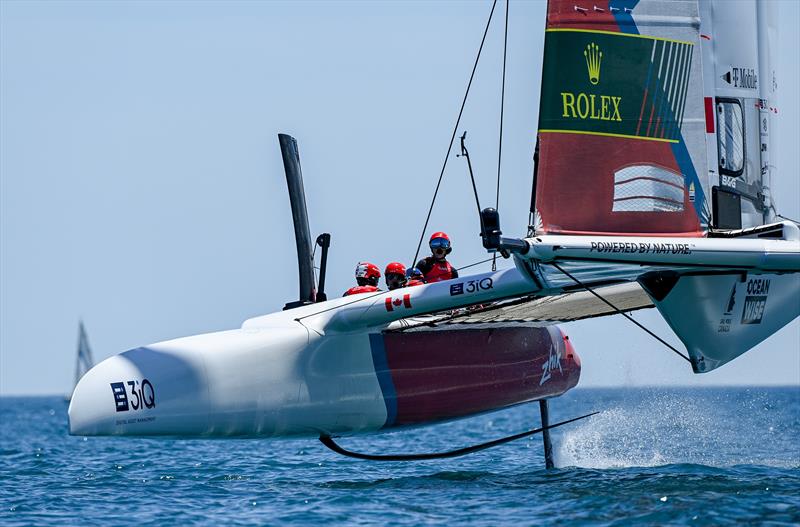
top-left (429, 231), bottom-right (451, 254)
top-left (430, 231), bottom-right (450, 243)
top-left (385, 262), bottom-right (407, 277)
top-left (355, 262), bottom-right (381, 280)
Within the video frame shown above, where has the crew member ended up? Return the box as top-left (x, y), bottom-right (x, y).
top-left (343, 262), bottom-right (381, 296)
top-left (406, 267), bottom-right (426, 287)
top-left (415, 231), bottom-right (458, 283)
top-left (384, 262), bottom-right (407, 291)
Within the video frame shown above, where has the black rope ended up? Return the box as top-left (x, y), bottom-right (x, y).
top-left (319, 410), bottom-right (598, 461)
top-left (311, 239), bottom-right (319, 285)
top-left (457, 257), bottom-right (496, 272)
top-left (528, 138), bottom-right (541, 236)
top-left (411, 0), bottom-right (499, 266)
top-left (777, 214), bottom-right (800, 224)
top-left (549, 262), bottom-right (691, 363)
top-left (458, 132), bottom-right (483, 215)
top-left (493, 0), bottom-right (509, 273)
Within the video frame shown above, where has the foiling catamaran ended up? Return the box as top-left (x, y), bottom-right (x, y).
top-left (69, 0), bottom-right (799, 467)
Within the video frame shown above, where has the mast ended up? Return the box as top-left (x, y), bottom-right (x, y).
top-left (756, 0), bottom-right (778, 223)
top-left (278, 134), bottom-right (317, 309)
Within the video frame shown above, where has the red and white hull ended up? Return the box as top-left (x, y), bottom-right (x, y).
top-left (68, 298), bottom-right (579, 438)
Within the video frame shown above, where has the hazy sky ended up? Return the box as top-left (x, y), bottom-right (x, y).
top-left (1, 0), bottom-right (798, 395)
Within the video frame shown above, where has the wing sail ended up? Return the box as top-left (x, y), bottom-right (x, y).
top-left (519, 0), bottom-right (798, 372)
top-left (532, 0), bottom-right (783, 235)
top-left (533, 0), bottom-right (707, 236)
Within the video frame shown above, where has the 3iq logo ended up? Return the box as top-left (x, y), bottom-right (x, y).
top-left (110, 379), bottom-right (156, 412)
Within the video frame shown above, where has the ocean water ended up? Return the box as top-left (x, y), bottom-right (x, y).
top-left (1, 387), bottom-right (798, 526)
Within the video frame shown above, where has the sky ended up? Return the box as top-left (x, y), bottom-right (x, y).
top-left (1, 0), bottom-right (798, 395)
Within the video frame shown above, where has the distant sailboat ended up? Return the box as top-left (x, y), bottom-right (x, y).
top-left (67, 321), bottom-right (94, 402)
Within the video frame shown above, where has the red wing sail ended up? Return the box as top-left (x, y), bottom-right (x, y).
top-left (533, 0), bottom-right (707, 236)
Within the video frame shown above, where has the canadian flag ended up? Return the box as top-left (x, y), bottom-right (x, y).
top-left (385, 293), bottom-right (412, 312)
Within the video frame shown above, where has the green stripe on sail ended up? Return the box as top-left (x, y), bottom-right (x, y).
top-left (538, 30), bottom-right (693, 142)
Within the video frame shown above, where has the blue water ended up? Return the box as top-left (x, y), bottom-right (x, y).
top-left (1, 388), bottom-right (798, 526)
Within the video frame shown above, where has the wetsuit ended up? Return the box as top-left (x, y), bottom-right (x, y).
top-left (415, 256), bottom-right (458, 283)
top-left (343, 285), bottom-right (380, 296)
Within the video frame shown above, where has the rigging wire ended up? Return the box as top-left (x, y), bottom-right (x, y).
top-left (411, 0), bottom-right (499, 267)
top-left (457, 257), bottom-right (496, 272)
top-left (777, 214), bottom-right (800, 224)
top-left (492, 0), bottom-right (509, 273)
top-left (528, 139), bottom-right (541, 237)
top-left (311, 240), bottom-right (319, 285)
top-left (548, 262), bottom-right (692, 364)
top-left (459, 132), bottom-right (483, 215)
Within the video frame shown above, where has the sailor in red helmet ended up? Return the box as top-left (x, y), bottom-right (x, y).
top-left (384, 262), bottom-right (407, 291)
top-left (415, 231), bottom-right (458, 283)
top-left (405, 267), bottom-right (426, 287)
top-left (343, 262), bottom-right (382, 296)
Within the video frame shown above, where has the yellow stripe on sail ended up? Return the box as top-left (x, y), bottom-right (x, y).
top-left (545, 28), bottom-right (694, 47)
top-left (538, 129), bottom-right (679, 144)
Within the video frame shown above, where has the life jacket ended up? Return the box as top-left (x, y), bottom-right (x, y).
top-left (423, 259), bottom-right (455, 283)
top-left (343, 285), bottom-right (379, 296)
top-left (406, 279), bottom-right (425, 287)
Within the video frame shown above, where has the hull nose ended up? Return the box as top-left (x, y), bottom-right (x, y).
top-left (68, 346), bottom-right (210, 436)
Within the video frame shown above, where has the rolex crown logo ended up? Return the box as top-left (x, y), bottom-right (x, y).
top-left (584, 42), bottom-right (602, 85)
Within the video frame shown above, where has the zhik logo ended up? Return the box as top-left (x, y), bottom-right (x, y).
top-left (540, 344), bottom-right (563, 386)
